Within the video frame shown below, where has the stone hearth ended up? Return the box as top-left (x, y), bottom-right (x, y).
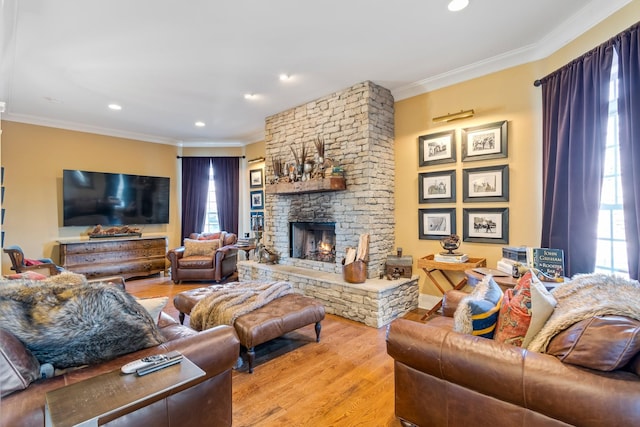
top-left (238, 261), bottom-right (418, 328)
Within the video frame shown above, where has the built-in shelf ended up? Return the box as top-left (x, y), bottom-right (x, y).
top-left (265, 177), bottom-right (346, 195)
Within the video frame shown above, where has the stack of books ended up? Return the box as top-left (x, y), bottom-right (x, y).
top-left (236, 237), bottom-right (256, 248)
top-left (434, 253), bottom-right (469, 263)
top-left (497, 257), bottom-right (519, 275)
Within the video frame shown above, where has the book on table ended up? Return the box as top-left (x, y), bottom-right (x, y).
top-left (527, 247), bottom-right (565, 277)
top-left (434, 253), bottom-right (469, 263)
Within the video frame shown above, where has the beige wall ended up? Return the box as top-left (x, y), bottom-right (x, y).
top-left (1, 122), bottom-right (180, 273)
top-left (395, 2), bottom-right (640, 296)
top-left (1, 2), bottom-right (638, 285)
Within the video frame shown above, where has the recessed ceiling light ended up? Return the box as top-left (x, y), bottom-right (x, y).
top-left (448, 0), bottom-right (469, 12)
top-left (108, 104), bottom-right (122, 111)
top-left (244, 93), bottom-right (257, 100)
top-left (195, 121), bottom-right (205, 127)
top-left (279, 73), bottom-right (291, 81)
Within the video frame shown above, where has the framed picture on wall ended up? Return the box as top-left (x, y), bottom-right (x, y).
top-left (462, 165), bottom-right (509, 202)
top-left (249, 168), bottom-right (264, 188)
top-left (463, 208), bottom-right (509, 244)
top-left (418, 130), bottom-right (456, 167)
top-left (250, 211), bottom-right (264, 231)
top-left (250, 190), bottom-right (264, 210)
top-left (418, 170), bottom-right (456, 203)
top-left (461, 120), bottom-right (508, 161)
top-left (419, 208), bottom-right (456, 240)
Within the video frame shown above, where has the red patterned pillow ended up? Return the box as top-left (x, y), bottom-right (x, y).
top-left (5, 271), bottom-right (48, 280)
top-left (494, 271), bottom-right (534, 346)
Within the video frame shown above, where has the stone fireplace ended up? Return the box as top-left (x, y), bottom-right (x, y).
top-left (290, 222), bottom-right (336, 263)
top-left (263, 81), bottom-right (396, 278)
top-left (237, 81), bottom-right (418, 327)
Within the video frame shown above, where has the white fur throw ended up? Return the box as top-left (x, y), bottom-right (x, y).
top-left (526, 273), bottom-right (640, 352)
top-left (190, 281), bottom-right (294, 331)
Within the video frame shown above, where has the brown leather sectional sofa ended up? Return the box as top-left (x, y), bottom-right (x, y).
top-left (1, 312), bottom-right (240, 427)
top-left (386, 290), bottom-right (640, 427)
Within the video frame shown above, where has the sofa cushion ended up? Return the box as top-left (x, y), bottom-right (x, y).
top-left (0, 328), bottom-right (41, 397)
top-left (183, 238), bottom-right (220, 257)
top-left (454, 275), bottom-right (503, 338)
top-left (494, 271), bottom-right (556, 347)
top-left (546, 315), bottom-right (640, 371)
top-left (136, 297), bottom-right (169, 324)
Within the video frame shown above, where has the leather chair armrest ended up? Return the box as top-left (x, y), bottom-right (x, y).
top-left (441, 289), bottom-right (467, 317)
top-left (166, 247), bottom-right (185, 262)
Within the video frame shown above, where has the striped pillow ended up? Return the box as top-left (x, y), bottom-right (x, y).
top-left (454, 275), bottom-right (504, 338)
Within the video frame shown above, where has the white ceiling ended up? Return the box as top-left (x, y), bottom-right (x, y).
top-left (0, 0), bottom-right (631, 147)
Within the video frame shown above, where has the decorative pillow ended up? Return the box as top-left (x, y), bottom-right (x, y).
top-left (454, 275), bottom-right (503, 338)
top-left (5, 271), bottom-right (48, 281)
top-left (546, 315), bottom-right (640, 371)
top-left (24, 259), bottom-right (44, 266)
top-left (183, 238), bottom-right (220, 257)
top-left (522, 273), bottom-right (557, 348)
top-left (136, 297), bottom-right (169, 324)
top-left (0, 281), bottom-right (165, 369)
top-left (0, 328), bottom-right (41, 397)
top-left (494, 270), bottom-right (556, 347)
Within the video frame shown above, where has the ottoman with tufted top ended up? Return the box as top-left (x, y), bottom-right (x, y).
top-left (173, 285), bottom-right (325, 372)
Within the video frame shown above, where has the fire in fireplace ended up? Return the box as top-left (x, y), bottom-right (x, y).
top-left (290, 222), bottom-right (336, 263)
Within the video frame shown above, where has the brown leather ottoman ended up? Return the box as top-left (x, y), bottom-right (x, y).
top-left (174, 288), bottom-right (325, 372)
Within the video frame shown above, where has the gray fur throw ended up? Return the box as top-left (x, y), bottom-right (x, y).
top-left (526, 273), bottom-right (640, 352)
top-left (0, 279), bottom-right (165, 368)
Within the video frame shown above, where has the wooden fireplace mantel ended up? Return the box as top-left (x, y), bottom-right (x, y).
top-left (265, 177), bottom-right (346, 195)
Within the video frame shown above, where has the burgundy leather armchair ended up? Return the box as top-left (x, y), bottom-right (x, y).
top-left (166, 232), bottom-right (238, 284)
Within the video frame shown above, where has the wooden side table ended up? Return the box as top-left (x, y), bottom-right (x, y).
top-left (45, 357), bottom-right (205, 427)
top-left (418, 254), bottom-right (487, 319)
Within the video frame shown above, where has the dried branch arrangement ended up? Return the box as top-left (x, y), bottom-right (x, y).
top-left (314, 136), bottom-right (325, 159)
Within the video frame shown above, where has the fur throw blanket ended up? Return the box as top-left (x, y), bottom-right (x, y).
top-left (0, 278), bottom-right (165, 368)
top-left (526, 273), bottom-right (640, 352)
top-left (190, 281), bottom-right (294, 331)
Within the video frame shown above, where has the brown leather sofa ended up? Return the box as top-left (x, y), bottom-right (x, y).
top-left (386, 290), bottom-right (640, 427)
top-left (167, 232), bottom-right (238, 284)
top-left (1, 312), bottom-right (240, 427)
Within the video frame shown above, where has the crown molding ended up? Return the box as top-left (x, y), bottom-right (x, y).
top-left (392, 0), bottom-right (632, 101)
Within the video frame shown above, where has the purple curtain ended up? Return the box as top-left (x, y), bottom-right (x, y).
top-left (616, 23), bottom-right (640, 279)
top-left (539, 44), bottom-right (613, 276)
top-left (180, 157), bottom-right (212, 240)
top-left (212, 157), bottom-right (240, 235)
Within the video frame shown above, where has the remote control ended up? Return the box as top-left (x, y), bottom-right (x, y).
top-left (121, 351), bottom-right (182, 374)
top-left (136, 352), bottom-right (183, 376)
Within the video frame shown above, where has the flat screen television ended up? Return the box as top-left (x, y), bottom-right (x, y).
top-left (63, 169), bottom-right (170, 226)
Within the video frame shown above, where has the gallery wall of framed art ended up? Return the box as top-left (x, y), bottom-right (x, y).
top-left (417, 120), bottom-right (510, 244)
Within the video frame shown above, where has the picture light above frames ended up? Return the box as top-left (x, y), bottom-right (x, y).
top-left (433, 109), bottom-right (475, 123)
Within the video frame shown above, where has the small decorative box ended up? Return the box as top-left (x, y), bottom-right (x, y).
top-left (385, 255), bottom-right (413, 279)
top-left (502, 246), bottom-right (528, 263)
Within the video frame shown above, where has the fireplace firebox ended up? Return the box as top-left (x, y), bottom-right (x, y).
top-left (290, 222), bottom-right (336, 263)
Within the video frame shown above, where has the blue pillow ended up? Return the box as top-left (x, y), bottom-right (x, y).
top-left (453, 276), bottom-right (504, 338)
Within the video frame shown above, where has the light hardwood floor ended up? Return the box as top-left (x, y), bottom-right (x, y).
top-left (126, 275), bottom-right (428, 426)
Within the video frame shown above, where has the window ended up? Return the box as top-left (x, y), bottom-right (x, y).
top-left (203, 165), bottom-right (220, 233)
top-left (595, 56), bottom-right (628, 277)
